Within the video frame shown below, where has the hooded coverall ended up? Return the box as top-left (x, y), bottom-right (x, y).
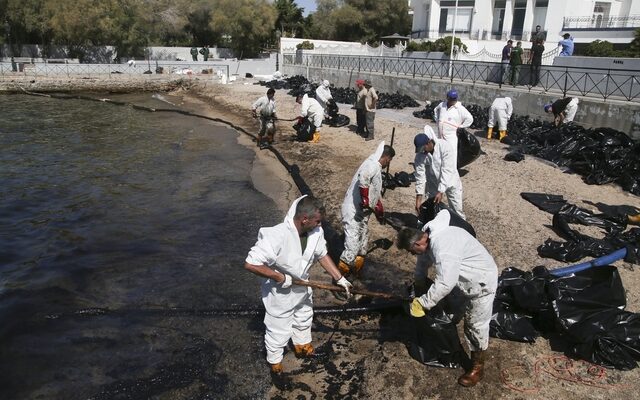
top-left (488, 97), bottom-right (512, 132)
top-left (433, 101), bottom-right (474, 168)
top-left (415, 209), bottom-right (498, 352)
top-left (245, 196), bottom-right (328, 364)
top-left (340, 141), bottom-right (385, 266)
top-left (414, 132), bottom-right (465, 219)
top-left (315, 82), bottom-right (333, 116)
top-left (252, 95), bottom-right (276, 137)
top-left (300, 94), bottom-right (324, 130)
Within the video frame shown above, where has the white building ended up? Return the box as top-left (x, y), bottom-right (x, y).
top-left (409, 0), bottom-right (640, 54)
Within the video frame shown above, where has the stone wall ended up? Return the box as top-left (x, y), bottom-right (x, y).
top-left (284, 64), bottom-right (640, 139)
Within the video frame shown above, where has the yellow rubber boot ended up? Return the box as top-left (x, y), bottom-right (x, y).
top-left (293, 343), bottom-right (315, 358)
top-left (270, 363), bottom-right (283, 374)
top-left (354, 256), bottom-right (365, 274)
top-left (338, 260), bottom-right (351, 275)
top-left (486, 127), bottom-right (493, 140)
top-left (311, 132), bottom-right (320, 143)
top-left (499, 130), bottom-right (507, 140)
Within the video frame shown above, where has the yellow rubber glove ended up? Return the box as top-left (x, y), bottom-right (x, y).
top-left (410, 298), bottom-right (426, 318)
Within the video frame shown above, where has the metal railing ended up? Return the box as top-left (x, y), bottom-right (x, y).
top-left (563, 15), bottom-right (640, 30)
top-left (284, 52), bottom-right (640, 102)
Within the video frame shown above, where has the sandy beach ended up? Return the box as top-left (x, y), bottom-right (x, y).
top-left (3, 74), bottom-right (640, 399)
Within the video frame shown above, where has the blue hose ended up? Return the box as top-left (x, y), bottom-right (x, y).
top-left (549, 247), bottom-right (628, 276)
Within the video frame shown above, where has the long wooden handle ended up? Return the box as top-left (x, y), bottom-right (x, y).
top-left (293, 279), bottom-right (410, 301)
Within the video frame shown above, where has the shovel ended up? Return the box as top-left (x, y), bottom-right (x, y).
top-left (293, 279), bottom-right (410, 301)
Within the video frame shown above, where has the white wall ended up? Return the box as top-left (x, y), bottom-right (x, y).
top-left (410, 0), bottom-right (640, 44)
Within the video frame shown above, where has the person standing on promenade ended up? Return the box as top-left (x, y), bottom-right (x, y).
top-left (509, 41), bottom-right (523, 86)
top-left (363, 79), bottom-right (378, 141)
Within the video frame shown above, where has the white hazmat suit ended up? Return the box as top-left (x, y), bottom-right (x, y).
top-left (340, 141), bottom-right (385, 265)
top-left (245, 195), bottom-right (328, 364)
top-left (315, 80), bottom-right (333, 115)
top-left (415, 209), bottom-right (498, 352)
top-left (488, 97), bottom-right (512, 131)
top-left (564, 98), bottom-right (579, 123)
top-left (433, 100), bottom-right (473, 167)
top-left (415, 126), bottom-right (465, 219)
top-left (300, 94), bottom-right (324, 129)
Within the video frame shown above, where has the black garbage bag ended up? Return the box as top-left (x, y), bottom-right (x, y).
top-left (490, 266), bottom-right (556, 337)
top-left (382, 171), bottom-right (414, 191)
top-left (325, 99), bottom-right (350, 127)
top-left (331, 87), bottom-right (357, 105)
top-left (505, 114), bottom-right (640, 196)
top-left (393, 171), bottom-right (413, 187)
top-left (408, 280), bottom-right (468, 368)
top-left (293, 118), bottom-right (315, 142)
top-left (412, 101), bottom-right (439, 120)
top-left (505, 151), bottom-right (525, 162)
top-left (522, 193), bottom-right (639, 264)
top-left (465, 104), bottom-right (490, 129)
top-left (491, 301), bottom-right (538, 343)
top-left (377, 92), bottom-right (420, 109)
top-left (491, 264), bottom-right (640, 369)
top-left (521, 192), bottom-right (567, 214)
top-left (550, 266), bottom-right (640, 370)
top-left (457, 128), bottom-right (482, 168)
top-left (418, 198), bottom-right (476, 237)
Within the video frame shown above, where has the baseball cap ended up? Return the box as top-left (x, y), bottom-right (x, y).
top-left (414, 131), bottom-right (434, 153)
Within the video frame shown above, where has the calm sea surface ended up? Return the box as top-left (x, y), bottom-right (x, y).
top-left (0, 93), bottom-right (281, 399)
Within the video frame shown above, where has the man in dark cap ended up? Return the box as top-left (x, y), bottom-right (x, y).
top-left (363, 79), bottom-right (378, 141)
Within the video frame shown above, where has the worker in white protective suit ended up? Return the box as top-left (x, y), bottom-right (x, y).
top-left (544, 97), bottom-right (580, 126)
top-left (433, 89), bottom-right (474, 168)
top-left (486, 96), bottom-right (512, 141)
top-left (244, 195), bottom-right (353, 377)
top-left (339, 142), bottom-right (395, 276)
top-left (296, 90), bottom-right (325, 143)
top-left (396, 209), bottom-right (498, 388)
top-left (315, 80), bottom-right (333, 118)
top-left (252, 88), bottom-right (277, 146)
top-left (414, 126), bottom-right (465, 220)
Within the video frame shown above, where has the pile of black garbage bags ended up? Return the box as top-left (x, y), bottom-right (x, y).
top-left (410, 265), bottom-right (640, 371)
top-left (522, 192), bottom-right (640, 264)
top-left (256, 75), bottom-right (420, 110)
top-left (493, 265), bottom-right (640, 370)
top-left (413, 100), bottom-right (640, 196)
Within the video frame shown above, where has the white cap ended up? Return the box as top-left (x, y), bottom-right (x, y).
top-left (322, 80), bottom-right (330, 88)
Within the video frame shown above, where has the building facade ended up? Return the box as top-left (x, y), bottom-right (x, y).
top-left (409, 0), bottom-right (640, 51)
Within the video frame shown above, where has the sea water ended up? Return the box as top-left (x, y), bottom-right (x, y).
top-left (0, 93), bottom-right (280, 398)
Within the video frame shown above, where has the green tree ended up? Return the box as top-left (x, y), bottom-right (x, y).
top-left (3, 0), bottom-right (53, 57)
top-left (627, 28), bottom-right (640, 58)
top-left (306, 0), bottom-right (338, 39)
top-left (331, 4), bottom-right (364, 42)
top-left (211, 0), bottom-right (276, 58)
top-left (432, 36), bottom-right (468, 53)
top-left (582, 39), bottom-right (616, 57)
top-left (185, 2), bottom-right (218, 46)
top-left (274, 0), bottom-right (304, 38)
top-left (307, 0), bottom-right (411, 43)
